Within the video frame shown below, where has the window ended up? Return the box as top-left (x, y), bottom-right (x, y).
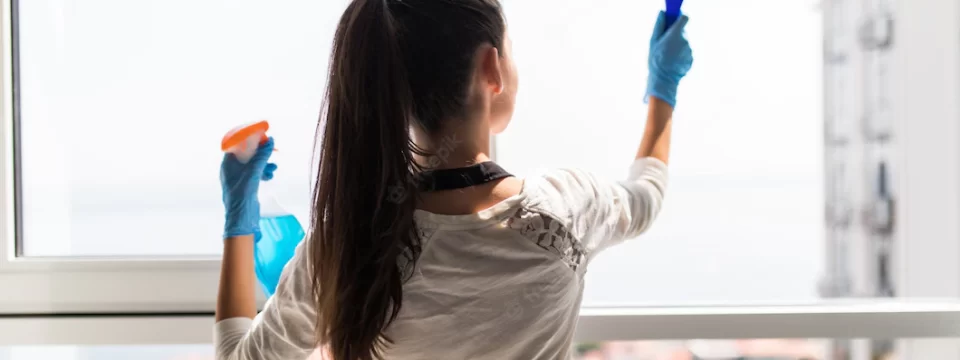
top-left (15, 0), bottom-right (339, 257)
top-left (13, 0), bottom-right (823, 302)
top-left (498, 0), bottom-right (823, 305)
top-left (4, 0), bottom-right (960, 356)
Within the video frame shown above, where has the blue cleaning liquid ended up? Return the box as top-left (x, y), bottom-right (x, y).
top-left (255, 214), bottom-right (306, 296)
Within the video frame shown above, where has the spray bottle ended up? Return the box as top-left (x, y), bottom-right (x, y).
top-left (221, 121), bottom-right (306, 297)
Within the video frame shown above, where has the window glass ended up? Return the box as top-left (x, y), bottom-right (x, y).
top-left (497, 0), bottom-right (824, 305)
top-left (17, 0), bottom-right (826, 305)
top-left (17, 0), bottom-right (341, 256)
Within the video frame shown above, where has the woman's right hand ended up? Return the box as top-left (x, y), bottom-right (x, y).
top-left (645, 12), bottom-right (693, 108)
top-left (220, 137), bottom-right (277, 241)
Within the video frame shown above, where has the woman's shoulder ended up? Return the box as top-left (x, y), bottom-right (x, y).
top-left (521, 166), bottom-right (607, 204)
top-left (520, 159), bottom-right (665, 203)
top-left (518, 158), bottom-right (667, 249)
top-left (518, 167), bottom-right (609, 227)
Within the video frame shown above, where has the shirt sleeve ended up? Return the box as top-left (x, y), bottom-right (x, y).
top-left (214, 241), bottom-right (318, 360)
top-left (537, 157), bottom-right (668, 258)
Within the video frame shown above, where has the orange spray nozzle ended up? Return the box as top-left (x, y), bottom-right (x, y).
top-left (221, 120), bottom-right (277, 162)
top-left (222, 120), bottom-right (269, 151)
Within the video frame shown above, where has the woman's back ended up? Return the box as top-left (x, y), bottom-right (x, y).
top-left (386, 162), bottom-right (666, 359)
top-left (216, 160), bottom-right (667, 359)
top-left (387, 191), bottom-right (586, 359)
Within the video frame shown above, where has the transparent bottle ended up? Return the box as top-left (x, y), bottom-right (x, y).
top-left (221, 121), bottom-right (306, 297)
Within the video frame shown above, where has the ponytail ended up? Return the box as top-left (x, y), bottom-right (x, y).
top-left (311, 0), bottom-right (507, 358)
top-left (311, 1), bottom-right (420, 359)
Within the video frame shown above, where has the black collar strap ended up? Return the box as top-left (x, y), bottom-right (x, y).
top-left (418, 161), bottom-right (513, 192)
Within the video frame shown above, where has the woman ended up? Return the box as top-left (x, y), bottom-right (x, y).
top-left (215, 0), bottom-right (692, 359)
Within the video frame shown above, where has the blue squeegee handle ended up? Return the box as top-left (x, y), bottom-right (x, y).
top-left (664, 0), bottom-right (684, 29)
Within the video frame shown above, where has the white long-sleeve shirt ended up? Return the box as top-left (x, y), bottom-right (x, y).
top-left (215, 157), bottom-right (668, 360)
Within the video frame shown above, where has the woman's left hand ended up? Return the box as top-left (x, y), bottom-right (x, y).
top-left (221, 137), bottom-right (277, 240)
top-left (646, 12), bottom-right (693, 108)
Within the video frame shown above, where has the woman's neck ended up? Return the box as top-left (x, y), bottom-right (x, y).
top-left (413, 122), bottom-right (492, 170)
top-left (412, 120), bottom-right (522, 215)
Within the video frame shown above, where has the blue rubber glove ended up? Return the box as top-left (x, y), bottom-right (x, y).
top-left (645, 11), bottom-right (693, 108)
top-left (221, 137), bottom-right (277, 241)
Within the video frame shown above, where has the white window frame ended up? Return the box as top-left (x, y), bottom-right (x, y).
top-left (1, 0), bottom-right (960, 358)
top-left (1, 302), bottom-right (959, 345)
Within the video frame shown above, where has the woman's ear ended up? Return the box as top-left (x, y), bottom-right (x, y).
top-left (480, 46), bottom-right (504, 95)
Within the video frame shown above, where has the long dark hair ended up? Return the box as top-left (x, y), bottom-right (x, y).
top-left (311, 0), bottom-right (506, 359)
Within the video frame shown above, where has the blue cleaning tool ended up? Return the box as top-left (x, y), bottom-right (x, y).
top-left (665, 0), bottom-right (684, 29)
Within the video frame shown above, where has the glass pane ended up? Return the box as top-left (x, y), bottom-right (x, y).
top-left (497, 0), bottom-right (825, 305)
top-left (17, 0), bottom-right (343, 256)
top-left (14, 0), bottom-right (906, 313)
